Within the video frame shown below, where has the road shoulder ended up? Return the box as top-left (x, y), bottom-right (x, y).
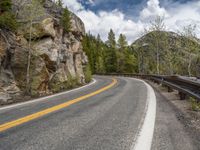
top-left (148, 81), bottom-right (200, 150)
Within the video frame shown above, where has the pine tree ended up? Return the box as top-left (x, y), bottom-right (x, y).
top-left (118, 34), bottom-right (128, 51)
top-left (61, 8), bottom-right (71, 32)
top-left (123, 48), bottom-right (136, 73)
top-left (82, 31), bottom-right (137, 74)
top-left (116, 34), bottom-right (128, 73)
top-left (107, 29), bottom-right (116, 49)
top-left (105, 29), bottom-right (117, 73)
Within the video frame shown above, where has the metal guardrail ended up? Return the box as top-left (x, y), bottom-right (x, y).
top-left (98, 73), bottom-right (200, 101)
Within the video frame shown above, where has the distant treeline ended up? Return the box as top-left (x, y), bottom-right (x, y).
top-left (83, 17), bottom-right (200, 77)
top-left (83, 30), bottom-right (137, 74)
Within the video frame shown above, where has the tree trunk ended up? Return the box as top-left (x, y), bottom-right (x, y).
top-left (26, 20), bottom-right (33, 94)
top-left (136, 51), bottom-right (141, 74)
top-left (138, 55), bottom-right (141, 74)
top-left (156, 41), bottom-right (160, 75)
top-left (156, 51), bottom-right (159, 74)
top-left (141, 52), bottom-right (144, 74)
top-left (188, 54), bottom-right (192, 77)
top-left (169, 61), bottom-right (173, 75)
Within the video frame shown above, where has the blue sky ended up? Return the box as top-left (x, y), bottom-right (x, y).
top-left (64, 0), bottom-right (200, 43)
top-left (79, 0), bottom-right (147, 19)
top-left (79, 0), bottom-right (194, 18)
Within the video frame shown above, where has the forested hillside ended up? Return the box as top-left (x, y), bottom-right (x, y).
top-left (132, 31), bottom-right (200, 76)
top-left (83, 20), bottom-right (200, 77)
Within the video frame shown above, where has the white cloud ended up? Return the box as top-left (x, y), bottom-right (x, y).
top-left (87, 0), bottom-right (94, 5)
top-left (165, 1), bottom-right (200, 37)
top-left (63, 0), bottom-right (200, 44)
top-left (63, 0), bottom-right (83, 12)
top-left (77, 9), bottom-right (145, 42)
top-left (140, 0), bottom-right (169, 21)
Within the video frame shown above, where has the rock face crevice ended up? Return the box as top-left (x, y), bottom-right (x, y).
top-left (0, 0), bottom-right (88, 104)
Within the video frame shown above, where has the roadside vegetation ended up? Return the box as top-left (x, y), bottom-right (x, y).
top-left (84, 64), bottom-right (92, 83)
top-left (190, 97), bottom-right (200, 111)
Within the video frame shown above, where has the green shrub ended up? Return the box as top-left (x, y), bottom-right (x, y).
top-left (190, 97), bottom-right (200, 111)
top-left (0, 0), bottom-right (18, 31)
top-left (66, 75), bottom-right (79, 89)
top-left (0, 12), bottom-right (18, 31)
top-left (49, 74), bottom-right (80, 93)
top-left (0, 0), bottom-right (12, 12)
top-left (84, 64), bottom-right (92, 83)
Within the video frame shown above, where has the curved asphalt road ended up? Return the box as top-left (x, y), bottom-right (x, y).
top-left (0, 76), bottom-right (198, 150)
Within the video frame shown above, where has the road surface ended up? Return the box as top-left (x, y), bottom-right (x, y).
top-left (0, 76), bottom-right (198, 150)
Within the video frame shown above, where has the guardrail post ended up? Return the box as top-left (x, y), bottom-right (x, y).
top-left (179, 92), bottom-right (186, 100)
top-left (167, 86), bottom-right (173, 92)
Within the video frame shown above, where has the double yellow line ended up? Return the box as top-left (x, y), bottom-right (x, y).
top-left (0, 78), bottom-right (117, 132)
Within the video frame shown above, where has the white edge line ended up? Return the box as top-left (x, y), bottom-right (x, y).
top-left (129, 78), bottom-right (157, 150)
top-left (0, 79), bottom-right (97, 111)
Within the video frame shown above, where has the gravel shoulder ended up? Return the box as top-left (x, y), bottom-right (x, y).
top-left (148, 80), bottom-right (200, 150)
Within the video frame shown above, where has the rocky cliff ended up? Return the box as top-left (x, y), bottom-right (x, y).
top-left (0, 0), bottom-right (88, 104)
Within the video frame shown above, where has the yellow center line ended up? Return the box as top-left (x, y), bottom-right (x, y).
top-left (0, 78), bottom-right (117, 132)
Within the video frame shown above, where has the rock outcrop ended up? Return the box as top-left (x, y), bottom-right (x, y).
top-left (0, 0), bottom-right (88, 104)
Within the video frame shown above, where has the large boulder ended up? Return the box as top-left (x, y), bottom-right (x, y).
top-left (21, 18), bottom-right (56, 40)
top-left (30, 57), bottom-right (50, 96)
top-left (74, 53), bottom-right (85, 83)
top-left (0, 32), bottom-right (21, 104)
top-left (33, 37), bottom-right (57, 60)
top-left (70, 13), bottom-right (85, 35)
